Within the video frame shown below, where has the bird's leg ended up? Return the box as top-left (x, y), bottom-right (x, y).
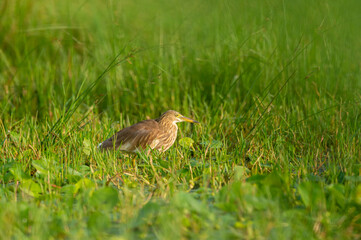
top-left (149, 154), bottom-right (153, 166)
top-left (146, 148), bottom-right (152, 157)
top-left (148, 154), bottom-right (160, 182)
top-left (131, 155), bottom-right (137, 171)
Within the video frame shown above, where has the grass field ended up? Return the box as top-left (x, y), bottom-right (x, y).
top-left (1, 0), bottom-right (361, 239)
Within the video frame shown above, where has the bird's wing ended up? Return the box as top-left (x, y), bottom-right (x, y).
top-left (99, 120), bottom-right (161, 152)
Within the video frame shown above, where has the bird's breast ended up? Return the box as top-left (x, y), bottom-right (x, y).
top-left (154, 125), bottom-right (178, 152)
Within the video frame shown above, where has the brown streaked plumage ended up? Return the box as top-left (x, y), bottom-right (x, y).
top-left (98, 110), bottom-right (199, 153)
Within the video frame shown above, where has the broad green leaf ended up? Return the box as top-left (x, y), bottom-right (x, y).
top-left (179, 137), bottom-right (195, 148)
top-left (20, 179), bottom-right (42, 198)
top-left (66, 166), bottom-right (83, 183)
top-left (298, 181), bottom-right (325, 210)
top-left (88, 211), bottom-right (110, 233)
top-left (216, 181), bottom-right (260, 213)
top-left (32, 160), bottom-right (48, 176)
top-left (61, 184), bottom-right (76, 197)
top-left (327, 184), bottom-right (346, 208)
top-left (355, 184), bottom-right (361, 205)
top-left (298, 183), bottom-right (311, 207)
top-left (0, 162), bottom-right (16, 182)
top-left (67, 166), bottom-right (82, 176)
top-left (173, 192), bottom-right (208, 215)
top-left (264, 172), bottom-right (284, 188)
top-left (74, 178), bottom-right (95, 194)
top-left (0, 186), bottom-right (14, 199)
top-left (134, 201), bottom-right (162, 225)
top-left (246, 174), bottom-right (266, 183)
top-left (9, 164), bottom-right (30, 181)
top-left (233, 166), bottom-right (249, 181)
top-left (79, 165), bottom-right (90, 171)
top-left (89, 187), bottom-right (119, 210)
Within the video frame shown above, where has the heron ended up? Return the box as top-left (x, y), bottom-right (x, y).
top-left (98, 110), bottom-right (199, 153)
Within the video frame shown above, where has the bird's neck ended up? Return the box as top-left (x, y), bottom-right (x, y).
top-left (158, 118), bottom-right (178, 132)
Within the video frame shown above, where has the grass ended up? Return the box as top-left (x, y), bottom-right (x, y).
top-left (1, 0), bottom-right (361, 239)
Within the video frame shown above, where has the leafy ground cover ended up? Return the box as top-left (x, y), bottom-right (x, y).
top-left (1, 0), bottom-right (361, 239)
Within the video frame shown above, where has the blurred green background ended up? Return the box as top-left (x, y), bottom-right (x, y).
top-left (1, 0), bottom-right (360, 121)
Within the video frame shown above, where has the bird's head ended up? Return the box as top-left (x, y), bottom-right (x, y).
top-left (159, 110), bottom-right (199, 124)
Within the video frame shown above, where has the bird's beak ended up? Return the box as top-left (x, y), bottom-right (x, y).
top-left (179, 115), bottom-right (200, 123)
